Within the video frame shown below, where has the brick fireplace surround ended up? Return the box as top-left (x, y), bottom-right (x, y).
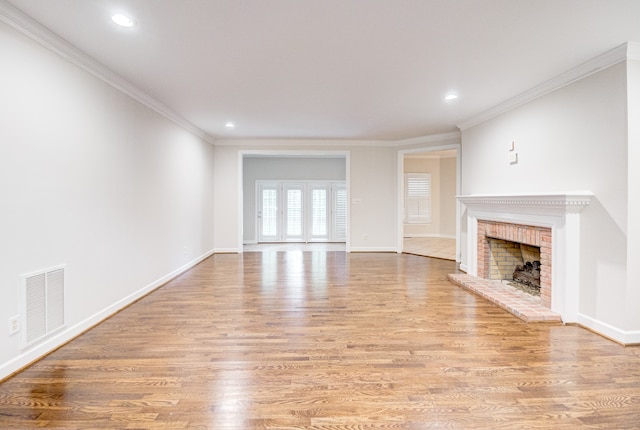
top-left (477, 220), bottom-right (552, 308)
top-left (451, 193), bottom-right (592, 323)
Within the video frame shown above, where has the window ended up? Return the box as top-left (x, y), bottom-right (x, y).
top-left (405, 173), bottom-right (431, 224)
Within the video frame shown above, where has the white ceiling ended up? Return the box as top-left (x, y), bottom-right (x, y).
top-left (5, 0), bottom-right (640, 141)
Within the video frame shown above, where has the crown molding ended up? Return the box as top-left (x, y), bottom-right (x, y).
top-left (628, 41), bottom-right (640, 61)
top-left (457, 42), bottom-right (634, 131)
top-left (392, 131), bottom-right (461, 147)
top-left (241, 149), bottom-right (349, 159)
top-left (0, 0), bottom-right (216, 145)
top-left (404, 151), bottom-right (456, 160)
top-left (214, 138), bottom-right (391, 147)
top-left (215, 132), bottom-right (462, 148)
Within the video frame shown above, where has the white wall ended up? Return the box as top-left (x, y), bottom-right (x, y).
top-left (0, 20), bottom-right (215, 379)
top-left (349, 146), bottom-right (397, 251)
top-left (242, 157), bottom-right (346, 242)
top-left (214, 142), bottom-right (397, 252)
top-left (213, 146), bottom-right (240, 253)
top-left (460, 61), bottom-right (634, 340)
top-left (626, 58), bottom-right (640, 331)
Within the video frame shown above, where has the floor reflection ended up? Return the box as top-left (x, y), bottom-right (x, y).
top-left (2, 251), bottom-right (639, 428)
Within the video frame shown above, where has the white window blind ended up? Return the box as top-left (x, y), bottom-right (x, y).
top-left (405, 173), bottom-right (431, 224)
top-left (262, 188), bottom-right (278, 236)
top-left (286, 188), bottom-right (303, 236)
top-left (311, 189), bottom-right (327, 236)
top-left (333, 185), bottom-right (347, 241)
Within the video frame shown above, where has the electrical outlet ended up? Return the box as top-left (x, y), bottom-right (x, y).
top-left (8, 316), bottom-right (19, 336)
top-left (508, 152), bottom-right (518, 164)
top-left (183, 246), bottom-right (187, 256)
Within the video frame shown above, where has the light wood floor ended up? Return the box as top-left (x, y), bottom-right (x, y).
top-left (244, 243), bottom-right (346, 252)
top-left (403, 237), bottom-right (456, 260)
top-left (2, 252), bottom-right (640, 428)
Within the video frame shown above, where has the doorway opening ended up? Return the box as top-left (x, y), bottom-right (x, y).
top-left (397, 146), bottom-right (460, 261)
top-left (241, 152), bottom-right (349, 251)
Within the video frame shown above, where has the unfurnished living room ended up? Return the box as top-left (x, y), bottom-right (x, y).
top-left (1, 1), bottom-right (640, 428)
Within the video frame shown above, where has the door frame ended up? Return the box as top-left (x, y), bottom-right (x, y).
top-left (397, 143), bottom-right (461, 261)
top-left (239, 150), bottom-right (351, 252)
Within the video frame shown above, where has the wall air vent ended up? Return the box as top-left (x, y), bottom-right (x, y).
top-left (21, 266), bottom-right (65, 348)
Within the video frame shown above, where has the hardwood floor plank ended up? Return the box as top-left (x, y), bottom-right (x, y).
top-left (1, 251), bottom-right (640, 428)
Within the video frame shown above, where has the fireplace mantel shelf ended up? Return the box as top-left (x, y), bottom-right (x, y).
top-left (457, 192), bottom-right (593, 213)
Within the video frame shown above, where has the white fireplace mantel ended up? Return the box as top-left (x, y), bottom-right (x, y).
top-left (458, 192), bottom-right (593, 215)
top-left (458, 192), bottom-right (593, 323)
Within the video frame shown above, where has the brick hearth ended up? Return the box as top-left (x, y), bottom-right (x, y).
top-left (447, 273), bottom-right (561, 322)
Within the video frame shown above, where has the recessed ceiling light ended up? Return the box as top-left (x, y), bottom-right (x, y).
top-left (225, 122), bottom-right (235, 129)
top-left (112, 14), bottom-right (135, 28)
top-left (444, 93), bottom-right (458, 101)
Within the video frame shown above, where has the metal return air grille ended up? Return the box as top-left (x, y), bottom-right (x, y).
top-left (22, 266), bottom-right (65, 348)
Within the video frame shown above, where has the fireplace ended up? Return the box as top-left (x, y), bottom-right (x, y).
top-left (478, 220), bottom-right (551, 307)
top-left (456, 193), bottom-right (592, 322)
top-left (488, 239), bottom-right (540, 291)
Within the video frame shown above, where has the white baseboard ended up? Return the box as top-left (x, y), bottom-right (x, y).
top-left (349, 246), bottom-right (398, 253)
top-left (214, 247), bottom-right (241, 254)
top-left (0, 249), bottom-right (215, 381)
top-left (576, 313), bottom-right (640, 345)
top-left (404, 234), bottom-right (456, 239)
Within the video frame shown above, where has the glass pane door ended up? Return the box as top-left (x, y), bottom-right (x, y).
top-left (256, 181), bottom-right (346, 243)
top-left (310, 186), bottom-right (329, 241)
top-left (258, 184), bottom-right (279, 242)
top-left (284, 185), bottom-right (304, 241)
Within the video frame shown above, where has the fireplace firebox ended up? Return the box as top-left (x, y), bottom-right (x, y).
top-left (477, 220), bottom-right (552, 307)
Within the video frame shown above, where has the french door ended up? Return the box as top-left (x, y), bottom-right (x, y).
top-left (257, 181), bottom-right (346, 243)
top-left (284, 184), bottom-right (304, 241)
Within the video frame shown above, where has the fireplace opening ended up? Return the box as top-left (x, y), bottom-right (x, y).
top-left (477, 220), bottom-right (552, 308)
top-left (488, 238), bottom-right (541, 297)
